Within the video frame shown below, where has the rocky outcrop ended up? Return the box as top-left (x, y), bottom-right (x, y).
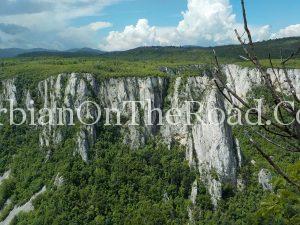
top-left (0, 79), bottom-right (17, 108)
top-left (37, 73), bottom-right (99, 160)
top-left (258, 169), bottom-right (273, 191)
top-left (97, 77), bottom-right (166, 149)
top-left (54, 173), bottom-right (64, 187)
top-left (0, 186), bottom-right (46, 225)
top-left (160, 76), bottom-right (237, 206)
top-left (0, 170), bottom-right (11, 186)
top-left (0, 73), bottom-right (237, 205)
top-left (224, 64), bottom-right (300, 103)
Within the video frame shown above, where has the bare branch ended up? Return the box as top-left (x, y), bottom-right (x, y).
top-left (245, 130), bottom-right (300, 189)
top-left (281, 64), bottom-right (300, 103)
top-left (250, 127), bottom-right (300, 152)
top-left (241, 0), bottom-right (254, 49)
top-left (212, 50), bottom-right (297, 138)
top-left (282, 48), bottom-right (300, 64)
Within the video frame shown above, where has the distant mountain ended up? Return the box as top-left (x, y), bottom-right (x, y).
top-left (209, 36), bottom-right (300, 59)
top-left (0, 47), bottom-right (104, 58)
top-left (67, 47), bottom-right (104, 54)
top-left (17, 47), bottom-right (105, 57)
top-left (0, 37), bottom-right (299, 59)
top-left (104, 37), bottom-right (300, 60)
top-left (0, 48), bottom-right (55, 58)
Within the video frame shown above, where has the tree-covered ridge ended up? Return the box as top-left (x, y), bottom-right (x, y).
top-left (0, 57), bottom-right (216, 83)
top-left (1, 37), bottom-right (299, 83)
top-left (1, 36), bottom-right (299, 60)
top-left (1, 57), bottom-right (299, 90)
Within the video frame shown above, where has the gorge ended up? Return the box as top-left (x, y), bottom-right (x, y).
top-left (0, 64), bottom-right (299, 224)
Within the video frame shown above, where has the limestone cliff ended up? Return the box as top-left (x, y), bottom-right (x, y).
top-left (1, 64), bottom-right (298, 206)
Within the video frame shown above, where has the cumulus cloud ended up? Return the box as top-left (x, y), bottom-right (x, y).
top-left (177, 0), bottom-right (236, 43)
top-left (101, 0), bottom-right (272, 51)
top-left (272, 24), bottom-right (300, 39)
top-left (101, 19), bottom-right (162, 51)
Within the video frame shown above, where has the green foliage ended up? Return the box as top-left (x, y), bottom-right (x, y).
top-left (0, 179), bottom-right (16, 208)
top-left (0, 57), bottom-right (211, 84)
top-left (229, 119), bottom-right (300, 225)
top-left (212, 37), bottom-right (300, 60)
top-left (195, 181), bottom-right (213, 211)
top-left (221, 182), bottom-right (235, 199)
top-left (256, 162), bottom-right (300, 225)
top-left (0, 121), bottom-right (195, 224)
top-left (0, 201), bottom-right (14, 221)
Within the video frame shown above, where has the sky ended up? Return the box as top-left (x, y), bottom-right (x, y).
top-left (0, 0), bottom-right (299, 51)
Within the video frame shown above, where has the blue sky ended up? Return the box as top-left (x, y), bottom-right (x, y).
top-left (101, 0), bottom-right (300, 34)
top-left (0, 0), bottom-right (299, 51)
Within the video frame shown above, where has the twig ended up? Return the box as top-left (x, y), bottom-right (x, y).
top-left (245, 130), bottom-right (300, 189)
top-left (250, 127), bottom-right (300, 152)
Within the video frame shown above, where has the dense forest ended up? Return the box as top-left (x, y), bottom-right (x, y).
top-left (1, 118), bottom-right (298, 225)
top-left (0, 112), bottom-right (298, 224)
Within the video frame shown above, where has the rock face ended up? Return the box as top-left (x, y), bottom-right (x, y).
top-left (0, 79), bottom-right (17, 108)
top-left (37, 73), bottom-right (99, 161)
top-left (0, 65), bottom-right (298, 205)
top-left (54, 173), bottom-right (64, 187)
top-left (0, 186), bottom-right (46, 225)
top-left (224, 64), bottom-right (300, 102)
top-left (97, 77), bottom-right (166, 149)
top-left (258, 169), bottom-right (273, 191)
top-left (0, 170), bottom-right (11, 185)
top-left (160, 76), bottom-right (237, 206)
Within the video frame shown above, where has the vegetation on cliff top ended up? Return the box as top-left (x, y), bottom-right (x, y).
top-left (0, 37), bottom-right (299, 82)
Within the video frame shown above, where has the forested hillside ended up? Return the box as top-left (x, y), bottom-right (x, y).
top-left (1, 37), bottom-right (299, 61)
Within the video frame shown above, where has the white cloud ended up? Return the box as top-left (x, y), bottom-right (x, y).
top-left (101, 19), bottom-right (164, 51)
top-left (177, 0), bottom-right (236, 43)
top-left (0, 0), bottom-right (298, 50)
top-left (57, 22), bottom-right (112, 49)
top-left (89, 21), bottom-right (112, 31)
top-left (272, 24), bottom-right (300, 39)
top-left (0, 0), bottom-right (120, 49)
top-left (101, 0), bottom-right (272, 51)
